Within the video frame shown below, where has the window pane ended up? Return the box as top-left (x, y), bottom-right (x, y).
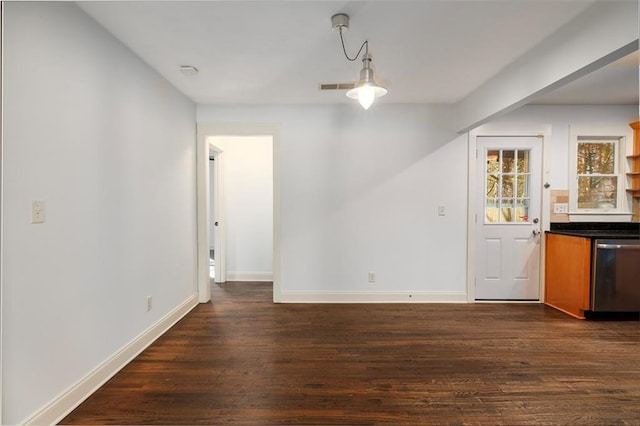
top-left (515, 199), bottom-right (530, 223)
top-left (486, 175), bottom-right (499, 198)
top-left (577, 142), bottom-right (615, 174)
top-left (485, 198), bottom-right (499, 223)
top-left (517, 150), bottom-right (530, 173)
top-left (501, 175), bottom-right (514, 198)
top-left (516, 175), bottom-right (529, 198)
top-left (577, 176), bottom-right (617, 209)
top-left (486, 150), bottom-right (500, 173)
top-left (502, 150), bottom-right (515, 173)
top-left (501, 199), bottom-right (515, 223)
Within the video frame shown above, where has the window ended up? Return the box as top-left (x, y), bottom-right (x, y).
top-left (569, 128), bottom-right (631, 220)
top-left (484, 149), bottom-right (531, 223)
top-left (576, 138), bottom-right (618, 209)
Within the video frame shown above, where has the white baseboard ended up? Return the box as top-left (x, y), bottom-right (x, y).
top-left (226, 271), bottom-right (273, 282)
top-left (24, 294), bottom-right (199, 426)
top-left (279, 291), bottom-right (468, 303)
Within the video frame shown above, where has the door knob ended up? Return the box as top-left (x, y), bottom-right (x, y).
top-left (532, 229), bottom-right (541, 237)
top-left (214, 222), bottom-right (219, 226)
top-left (533, 218), bottom-right (539, 224)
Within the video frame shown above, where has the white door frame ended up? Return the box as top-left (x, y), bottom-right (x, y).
top-left (466, 126), bottom-right (552, 303)
top-left (208, 145), bottom-right (226, 284)
top-left (0, 3), bottom-right (4, 418)
top-left (196, 122), bottom-right (281, 303)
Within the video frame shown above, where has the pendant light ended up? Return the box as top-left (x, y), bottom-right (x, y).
top-left (345, 53), bottom-right (387, 109)
top-left (332, 13), bottom-right (387, 109)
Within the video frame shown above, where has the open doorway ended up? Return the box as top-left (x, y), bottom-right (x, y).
top-left (196, 123), bottom-right (281, 303)
top-left (210, 136), bottom-right (273, 283)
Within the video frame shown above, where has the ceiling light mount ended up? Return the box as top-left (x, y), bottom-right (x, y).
top-left (331, 13), bottom-right (350, 32)
top-left (331, 13), bottom-right (386, 109)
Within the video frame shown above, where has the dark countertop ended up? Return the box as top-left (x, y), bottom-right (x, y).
top-left (547, 230), bottom-right (640, 239)
top-left (547, 222), bottom-right (640, 239)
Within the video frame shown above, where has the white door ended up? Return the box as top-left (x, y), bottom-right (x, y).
top-left (208, 143), bottom-right (226, 284)
top-left (475, 136), bottom-right (542, 300)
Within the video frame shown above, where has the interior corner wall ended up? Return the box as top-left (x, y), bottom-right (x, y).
top-left (210, 136), bottom-right (273, 281)
top-left (2, 3), bottom-right (197, 423)
top-left (197, 104), bottom-right (468, 301)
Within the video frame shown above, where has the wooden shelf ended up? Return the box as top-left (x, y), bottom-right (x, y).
top-left (628, 122), bottom-right (639, 199)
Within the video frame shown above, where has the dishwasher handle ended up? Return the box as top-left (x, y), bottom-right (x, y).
top-left (596, 243), bottom-right (640, 250)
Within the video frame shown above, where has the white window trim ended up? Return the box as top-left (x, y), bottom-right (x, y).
top-left (568, 126), bottom-right (633, 222)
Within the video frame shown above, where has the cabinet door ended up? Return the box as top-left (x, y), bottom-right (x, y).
top-left (545, 233), bottom-right (591, 318)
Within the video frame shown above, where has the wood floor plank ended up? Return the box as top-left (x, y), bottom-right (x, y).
top-left (61, 282), bottom-right (640, 425)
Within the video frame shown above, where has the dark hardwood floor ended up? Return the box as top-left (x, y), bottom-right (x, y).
top-left (61, 282), bottom-right (640, 425)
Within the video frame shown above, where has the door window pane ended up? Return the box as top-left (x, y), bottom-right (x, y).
top-left (485, 198), bottom-right (499, 223)
top-left (501, 150), bottom-right (516, 173)
top-left (516, 175), bottom-right (529, 197)
top-left (517, 150), bottom-right (529, 173)
top-left (501, 175), bottom-right (514, 197)
top-left (486, 151), bottom-right (500, 173)
top-left (501, 199), bottom-right (515, 223)
top-left (515, 199), bottom-right (530, 223)
top-left (484, 148), bottom-right (531, 224)
top-left (486, 175), bottom-right (499, 197)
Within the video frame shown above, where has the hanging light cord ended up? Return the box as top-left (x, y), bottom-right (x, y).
top-left (339, 27), bottom-right (368, 62)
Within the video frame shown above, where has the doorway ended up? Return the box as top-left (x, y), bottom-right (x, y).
top-left (474, 136), bottom-right (543, 301)
top-left (210, 136), bottom-right (273, 283)
top-left (196, 123), bottom-right (281, 303)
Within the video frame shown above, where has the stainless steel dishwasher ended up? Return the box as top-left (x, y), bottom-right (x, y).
top-left (591, 239), bottom-right (640, 312)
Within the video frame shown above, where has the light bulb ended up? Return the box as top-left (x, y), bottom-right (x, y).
top-left (347, 82), bottom-right (387, 109)
top-left (357, 85), bottom-right (376, 110)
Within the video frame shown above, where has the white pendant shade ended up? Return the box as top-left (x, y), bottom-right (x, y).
top-left (345, 53), bottom-right (387, 109)
top-left (346, 84), bottom-right (387, 110)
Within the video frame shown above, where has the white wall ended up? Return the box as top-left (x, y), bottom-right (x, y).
top-left (210, 136), bottom-right (273, 280)
top-left (198, 105), bottom-right (467, 301)
top-left (2, 3), bottom-right (197, 423)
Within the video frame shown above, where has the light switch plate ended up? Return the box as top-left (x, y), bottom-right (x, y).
top-left (31, 200), bottom-right (45, 223)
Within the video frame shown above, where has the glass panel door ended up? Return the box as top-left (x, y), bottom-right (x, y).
top-left (484, 149), bottom-right (531, 224)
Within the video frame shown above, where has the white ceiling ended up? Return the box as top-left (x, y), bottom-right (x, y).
top-left (78, 1), bottom-right (638, 106)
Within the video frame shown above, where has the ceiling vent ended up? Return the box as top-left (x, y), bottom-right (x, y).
top-left (179, 65), bottom-right (199, 76)
top-left (319, 83), bottom-right (356, 91)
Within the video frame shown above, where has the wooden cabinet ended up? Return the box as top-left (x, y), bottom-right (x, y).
top-left (627, 121), bottom-right (640, 198)
top-left (545, 233), bottom-right (591, 319)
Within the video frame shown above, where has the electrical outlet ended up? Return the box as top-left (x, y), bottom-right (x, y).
top-left (31, 200), bottom-right (45, 223)
top-left (146, 296), bottom-right (153, 312)
top-left (553, 203), bottom-right (568, 214)
top-left (368, 272), bottom-right (376, 283)
top-left (438, 205), bottom-right (446, 216)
